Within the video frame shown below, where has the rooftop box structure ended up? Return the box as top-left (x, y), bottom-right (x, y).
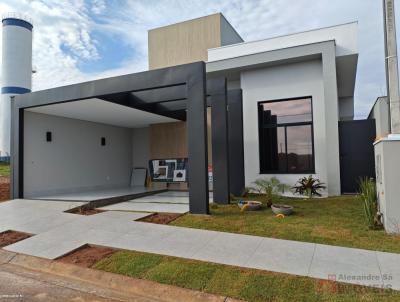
top-left (148, 13), bottom-right (243, 70)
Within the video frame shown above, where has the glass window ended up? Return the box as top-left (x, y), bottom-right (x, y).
top-left (258, 98), bottom-right (314, 173)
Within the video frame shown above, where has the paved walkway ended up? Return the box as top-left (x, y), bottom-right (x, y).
top-left (1, 199), bottom-right (400, 290)
top-left (99, 191), bottom-right (213, 213)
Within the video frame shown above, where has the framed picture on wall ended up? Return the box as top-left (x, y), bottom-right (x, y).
top-left (149, 158), bottom-right (188, 182)
top-left (153, 165), bottom-right (168, 180)
top-left (173, 169), bottom-right (186, 182)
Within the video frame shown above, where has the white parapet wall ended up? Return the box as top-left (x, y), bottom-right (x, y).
top-left (208, 22), bottom-right (358, 62)
top-left (374, 136), bottom-right (400, 234)
top-left (0, 15), bottom-right (33, 156)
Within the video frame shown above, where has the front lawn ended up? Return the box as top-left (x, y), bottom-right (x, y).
top-left (0, 162), bottom-right (10, 177)
top-left (171, 195), bottom-right (400, 254)
top-left (94, 250), bottom-right (400, 302)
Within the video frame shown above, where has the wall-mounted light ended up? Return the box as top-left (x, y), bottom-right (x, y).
top-left (101, 137), bottom-right (106, 146)
top-left (46, 131), bottom-right (52, 142)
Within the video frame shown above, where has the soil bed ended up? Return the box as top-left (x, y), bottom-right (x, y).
top-left (0, 230), bottom-right (32, 248)
top-left (57, 245), bottom-right (117, 268)
top-left (67, 208), bottom-right (105, 216)
top-left (139, 213), bottom-right (182, 224)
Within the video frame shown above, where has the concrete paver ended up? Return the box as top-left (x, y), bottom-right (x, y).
top-left (99, 190), bottom-right (213, 212)
top-left (376, 251), bottom-right (400, 290)
top-left (245, 237), bottom-right (315, 276)
top-left (100, 201), bottom-right (190, 213)
top-left (308, 244), bottom-right (383, 287)
top-left (191, 232), bottom-right (263, 266)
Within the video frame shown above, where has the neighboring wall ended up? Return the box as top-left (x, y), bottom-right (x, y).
top-left (24, 112), bottom-right (132, 197)
top-left (240, 59), bottom-right (339, 195)
top-left (369, 96), bottom-right (390, 137)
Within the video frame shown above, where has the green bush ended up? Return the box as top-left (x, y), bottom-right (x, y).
top-left (358, 177), bottom-right (382, 230)
top-left (292, 175), bottom-right (326, 198)
top-left (249, 177), bottom-right (288, 206)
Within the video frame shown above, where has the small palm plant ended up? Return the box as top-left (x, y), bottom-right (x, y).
top-left (292, 175), bottom-right (326, 198)
top-left (358, 177), bottom-right (382, 230)
top-left (250, 177), bottom-right (288, 207)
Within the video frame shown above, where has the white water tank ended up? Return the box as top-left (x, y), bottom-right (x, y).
top-left (0, 13), bottom-right (33, 156)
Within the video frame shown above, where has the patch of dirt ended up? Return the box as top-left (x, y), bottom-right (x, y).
top-left (0, 177), bottom-right (10, 201)
top-left (139, 213), bottom-right (182, 224)
top-left (67, 208), bottom-right (105, 216)
top-left (0, 230), bottom-right (32, 248)
top-left (57, 245), bottom-right (117, 268)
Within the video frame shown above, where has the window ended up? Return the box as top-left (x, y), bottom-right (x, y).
top-left (258, 97), bottom-right (314, 173)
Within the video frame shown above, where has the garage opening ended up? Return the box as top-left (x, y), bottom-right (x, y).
top-left (12, 63), bottom-right (213, 214)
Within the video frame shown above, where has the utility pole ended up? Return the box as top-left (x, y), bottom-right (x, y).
top-left (383, 0), bottom-right (400, 134)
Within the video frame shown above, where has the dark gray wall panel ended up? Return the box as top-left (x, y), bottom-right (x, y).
top-left (211, 78), bottom-right (230, 204)
top-left (187, 64), bottom-right (210, 214)
top-left (227, 90), bottom-right (245, 196)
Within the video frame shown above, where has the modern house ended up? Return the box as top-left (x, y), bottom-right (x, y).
top-left (8, 13), bottom-right (374, 214)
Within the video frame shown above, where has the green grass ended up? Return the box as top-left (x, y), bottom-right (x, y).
top-left (94, 250), bottom-right (400, 302)
top-left (0, 162), bottom-right (10, 177)
top-left (171, 195), bottom-right (400, 254)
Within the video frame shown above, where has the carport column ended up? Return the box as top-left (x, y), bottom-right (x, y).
top-left (227, 90), bottom-right (245, 197)
top-left (187, 62), bottom-right (209, 214)
top-left (211, 78), bottom-right (230, 204)
top-left (10, 96), bottom-right (23, 198)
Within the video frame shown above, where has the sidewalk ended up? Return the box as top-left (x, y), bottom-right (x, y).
top-left (2, 199), bottom-right (400, 290)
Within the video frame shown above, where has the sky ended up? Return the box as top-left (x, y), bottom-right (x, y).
top-left (0, 0), bottom-right (397, 118)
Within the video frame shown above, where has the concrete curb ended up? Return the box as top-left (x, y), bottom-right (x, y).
top-left (0, 249), bottom-right (244, 302)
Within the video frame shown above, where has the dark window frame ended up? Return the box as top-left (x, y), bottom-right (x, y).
top-left (257, 96), bottom-right (315, 174)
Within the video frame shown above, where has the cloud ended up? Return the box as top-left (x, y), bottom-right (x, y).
top-left (0, 0), bottom-right (396, 118)
top-left (90, 0), bottom-right (106, 15)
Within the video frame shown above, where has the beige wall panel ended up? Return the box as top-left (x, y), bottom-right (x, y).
top-left (148, 14), bottom-right (221, 69)
top-left (150, 122), bottom-right (188, 159)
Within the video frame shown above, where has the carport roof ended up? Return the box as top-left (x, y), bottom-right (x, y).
top-left (27, 98), bottom-right (178, 128)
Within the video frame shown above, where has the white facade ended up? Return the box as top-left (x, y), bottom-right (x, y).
top-left (240, 60), bottom-right (329, 190)
top-left (208, 22), bottom-right (357, 61)
top-left (207, 23), bottom-right (358, 195)
top-left (23, 99), bottom-right (177, 197)
top-left (23, 111), bottom-right (133, 197)
top-left (0, 17), bottom-right (33, 156)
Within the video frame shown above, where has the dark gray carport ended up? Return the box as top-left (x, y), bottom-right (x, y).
top-left (11, 62), bottom-right (244, 213)
top-left (11, 62), bottom-right (210, 214)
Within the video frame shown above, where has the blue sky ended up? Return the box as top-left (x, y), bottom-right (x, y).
top-left (0, 0), bottom-right (398, 118)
